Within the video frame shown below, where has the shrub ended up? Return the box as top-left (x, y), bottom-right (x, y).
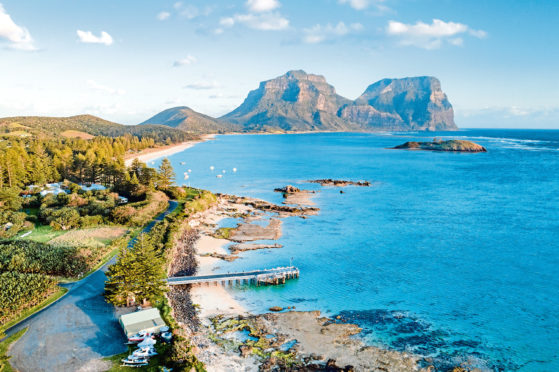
top-left (111, 205), bottom-right (136, 224)
top-left (48, 208), bottom-right (81, 230)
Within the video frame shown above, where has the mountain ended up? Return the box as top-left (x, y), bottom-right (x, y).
top-left (221, 70), bottom-right (352, 132)
top-left (140, 106), bottom-right (233, 134)
top-left (0, 114), bottom-right (195, 143)
top-left (221, 70), bottom-right (457, 132)
top-left (141, 70), bottom-right (457, 133)
top-left (342, 76), bottom-right (456, 131)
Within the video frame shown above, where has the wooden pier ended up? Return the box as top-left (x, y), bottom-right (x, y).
top-left (166, 266), bottom-right (299, 287)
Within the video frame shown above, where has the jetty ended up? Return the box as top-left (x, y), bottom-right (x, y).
top-left (166, 266), bottom-right (299, 286)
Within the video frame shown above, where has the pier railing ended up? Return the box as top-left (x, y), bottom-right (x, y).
top-left (166, 266), bottom-right (299, 286)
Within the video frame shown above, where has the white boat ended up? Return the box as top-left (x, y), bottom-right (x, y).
top-left (184, 174), bottom-right (189, 180)
top-left (180, 161), bottom-right (186, 165)
top-left (216, 174), bottom-right (222, 178)
top-left (127, 330), bottom-right (151, 343)
top-left (233, 168), bottom-right (237, 172)
top-left (121, 355), bottom-right (149, 366)
top-left (137, 337), bottom-right (156, 348)
top-left (188, 169), bottom-right (192, 173)
top-left (132, 346), bottom-right (158, 358)
top-left (210, 166), bottom-right (214, 171)
top-left (222, 170), bottom-right (226, 173)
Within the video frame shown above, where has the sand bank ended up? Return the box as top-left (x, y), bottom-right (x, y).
top-left (124, 134), bottom-right (215, 166)
top-left (190, 234), bottom-right (247, 318)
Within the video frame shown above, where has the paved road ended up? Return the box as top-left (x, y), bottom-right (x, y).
top-left (6, 201), bottom-right (178, 372)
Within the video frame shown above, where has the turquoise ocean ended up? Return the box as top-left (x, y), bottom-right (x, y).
top-left (160, 130), bottom-right (559, 371)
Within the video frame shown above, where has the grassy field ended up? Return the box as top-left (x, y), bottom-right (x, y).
top-left (49, 227), bottom-right (127, 248)
top-left (0, 287), bottom-right (67, 336)
top-left (17, 225), bottom-right (67, 243)
top-left (0, 328), bottom-right (27, 372)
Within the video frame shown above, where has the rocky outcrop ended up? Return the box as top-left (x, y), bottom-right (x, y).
top-left (393, 139), bottom-right (487, 152)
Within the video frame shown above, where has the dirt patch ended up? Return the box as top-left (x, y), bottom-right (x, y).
top-left (60, 130), bottom-right (95, 139)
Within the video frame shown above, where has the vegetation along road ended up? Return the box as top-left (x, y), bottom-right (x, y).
top-left (3, 201), bottom-right (178, 372)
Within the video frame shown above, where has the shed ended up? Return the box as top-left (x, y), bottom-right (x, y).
top-left (119, 308), bottom-right (166, 338)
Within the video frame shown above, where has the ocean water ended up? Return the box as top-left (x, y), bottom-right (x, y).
top-left (162, 130), bottom-right (559, 371)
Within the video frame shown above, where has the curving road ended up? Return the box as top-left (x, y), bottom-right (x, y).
top-left (4, 201), bottom-right (178, 372)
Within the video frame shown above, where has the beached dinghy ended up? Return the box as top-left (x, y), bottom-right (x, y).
top-left (132, 346), bottom-right (158, 358)
top-left (121, 355), bottom-right (149, 367)
top-left (137, 336), bottom-right (156, 348)
top-left (127, 330), bottom-right (151, 343)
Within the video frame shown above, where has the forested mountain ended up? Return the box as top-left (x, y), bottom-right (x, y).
top-left (140, 106), bottom-right (235, 134)
top-left (0, 114), bottom-right (195, 143)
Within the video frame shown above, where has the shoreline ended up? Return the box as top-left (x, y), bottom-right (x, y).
top-left (124, 134), bottom-right (215, 166)
top-left (190, 234), bottom-right (248, 318)
top-left (180, 194), bottom-right (433, 371)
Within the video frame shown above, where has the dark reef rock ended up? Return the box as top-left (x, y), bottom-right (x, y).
top-left (393, 139), bottom-right (487, 152)
top-left (309, 179), bottom-right (371, 187)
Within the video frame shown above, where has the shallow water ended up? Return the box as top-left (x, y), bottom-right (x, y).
top-left (164, 130), bottom-right (559, 371)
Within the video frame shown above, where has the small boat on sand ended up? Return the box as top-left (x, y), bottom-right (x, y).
top-left (127, 330), bottom-right (151, 343)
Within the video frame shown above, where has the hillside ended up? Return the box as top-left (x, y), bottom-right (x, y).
top-left (140, 106), bottom-right (234, 134)
top-left (0, 114), bottom-right (195, 143)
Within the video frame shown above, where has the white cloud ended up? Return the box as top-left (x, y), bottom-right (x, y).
top-left (172, 2), bottom-right (213, 20)
top-left (220, 12), bottom-right (289, 31)
top-left (386, 19), bottom-right (486, 49)
top-left (303, 22), bottom-right (363, 44)
top-left (246, 0), bottom-right (280, 13)
top-left (77, 30), bottom-right (113, 45)
top-left (183, 80), bottom-right (220, 90)
top-left (0, 4), bottom-right (36, 50)
top-left (338, 0), bottom-right (391, 13)
top-left (157, 11), bottom-right (171, 21)
top-left (173, 54), bottom-right (197, 67)
top-left (86, 80), bottom-right (125, 95)
top-left (339, 0), bottom-right (370, 10)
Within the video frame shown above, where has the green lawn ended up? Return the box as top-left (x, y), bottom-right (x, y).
top-left (104, 343), bottom-right (172, 371)
top-left (16, 225), bottom-right (67, 243)
top-left (0, 328), bottom-right (27, 372)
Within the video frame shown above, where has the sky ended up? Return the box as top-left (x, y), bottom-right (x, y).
top-left (0, 0), bottom-right (558, 128)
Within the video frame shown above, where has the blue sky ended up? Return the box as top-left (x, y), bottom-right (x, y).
top-left (0, 0), bottom-right (558, 128)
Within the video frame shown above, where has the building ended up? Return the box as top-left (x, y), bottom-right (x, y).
top-left (119, 308), bottom-right (166, 338)
top-left (79, 183), bottom-right (106, 192)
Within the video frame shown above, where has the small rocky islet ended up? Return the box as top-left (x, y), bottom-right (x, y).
top-left (392, 139), bottom-right (487, 152)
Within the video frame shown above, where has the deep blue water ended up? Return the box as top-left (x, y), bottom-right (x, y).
top-left (161, 130), bottom-right (559, 371)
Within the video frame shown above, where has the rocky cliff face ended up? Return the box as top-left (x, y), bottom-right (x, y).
top-left (346, 77), bottom-right (457, 131)
top-left (222, 70), bottom-right (352, 131)
top-left (222, 71), bottom-right (457, 132)
top-left (144, 71), bottom-right (457, 133)
top-left (140, 106), bottom-right (232, 133)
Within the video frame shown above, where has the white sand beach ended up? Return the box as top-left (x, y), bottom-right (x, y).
top-left (124, 134), bottom-right (215, 166)
top-left (190, 229), bottom-right (247, 319)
